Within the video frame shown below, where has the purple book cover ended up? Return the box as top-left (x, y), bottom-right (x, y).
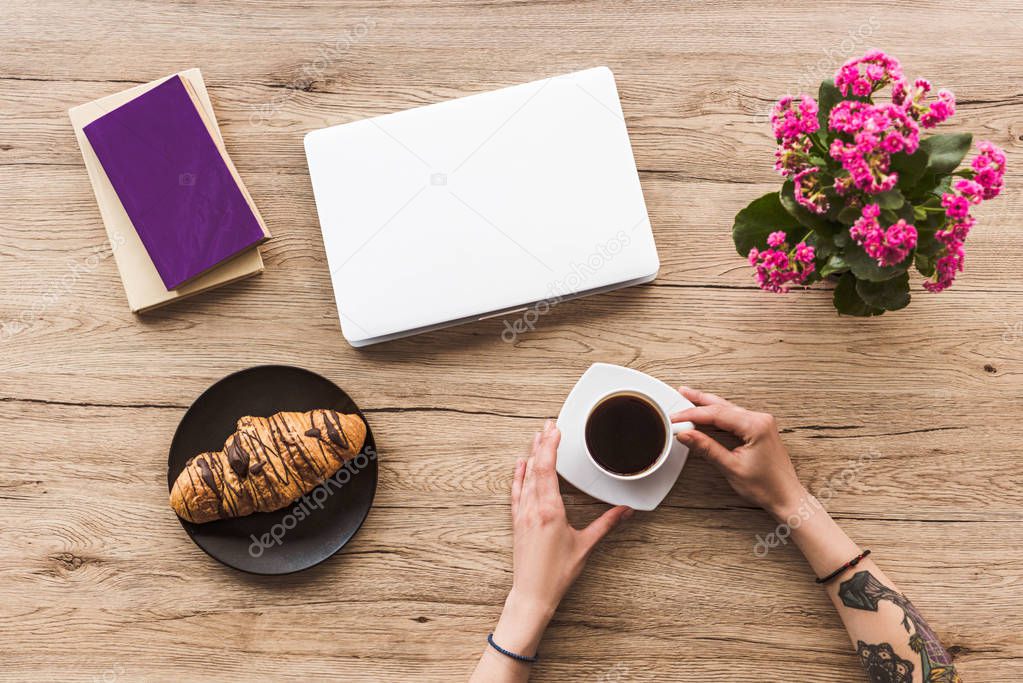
top-left (83, 76), bottom-right (265, 290)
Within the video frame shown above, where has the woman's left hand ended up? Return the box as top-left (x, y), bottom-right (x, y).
top-left (471, 420), bottom-right (633, 681)
top-left (509, 419), bottom-right (633, 617)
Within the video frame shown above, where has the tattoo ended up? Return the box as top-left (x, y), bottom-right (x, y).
top-left (840, 571), bottom-right (961, 683)
top-left (856, 640), bottom-right (914, 683)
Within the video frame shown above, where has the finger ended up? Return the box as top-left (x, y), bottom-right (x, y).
top-left (532, 421), bottom-right (562, 497)
top-left (511, 458), bottom-right (526, 519)
top-left (580, 505), bottom-right (633, 549)
top-left (677, 386), bottom-right (731, 407)
top-left (533, 419), bottom-right (558, 470)
top-left (675, 429), bottom-right (733, 467)
top-left (522, 423), bottom-right (550, 501)
top-left (670, 404), bottom-right (756, 440)
top-left (527, 428), bottom-right (543, 472)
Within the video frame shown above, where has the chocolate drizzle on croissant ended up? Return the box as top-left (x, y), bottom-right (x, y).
top-left (169, 409), bottom-right (367, 523)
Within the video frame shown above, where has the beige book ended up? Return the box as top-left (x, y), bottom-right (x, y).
top-left (69, 68), bottom-right (266, 313)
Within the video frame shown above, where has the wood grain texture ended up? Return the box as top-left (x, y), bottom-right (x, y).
top-left (1, 0), bottom-right (1022, 681)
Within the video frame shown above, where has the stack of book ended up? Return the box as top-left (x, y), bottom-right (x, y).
top-left (69, 69), bottom-right (270, 313)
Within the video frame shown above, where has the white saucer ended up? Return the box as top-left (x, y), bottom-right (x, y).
top-left (555, 363), bottom-right (693, 511)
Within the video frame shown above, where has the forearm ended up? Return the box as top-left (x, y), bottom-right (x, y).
top-left (469, 590), bottom-right (553, 683)
top-left (777, 493), bottom-right (960, 683)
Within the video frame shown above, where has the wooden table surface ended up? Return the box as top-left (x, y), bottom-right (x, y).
top-left (2, 1), bottom-right (1022, 681)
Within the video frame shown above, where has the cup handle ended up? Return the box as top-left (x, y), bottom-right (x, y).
top-left (670, 420), bottom-right (694, 435)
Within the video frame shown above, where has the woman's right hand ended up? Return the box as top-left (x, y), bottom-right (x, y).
top-left (670, 387), bottom-right (807, 521)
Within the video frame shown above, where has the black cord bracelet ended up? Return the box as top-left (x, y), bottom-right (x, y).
top-left (816, 549), bottom-right (871, 584)
top-left (487, 633), bottom-right (539, 664)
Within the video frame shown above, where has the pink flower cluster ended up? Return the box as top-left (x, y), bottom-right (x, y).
top-left (793, 166), bottom-right (829, 214)
top-left (893, 78), bottom-right (956, 128)
top-left (972, 141), bottom-right (1007, 199)
top-left (824, 51), bottom-right (958, 197)
top-left (768, 51), bottom-right (957, 194)
top-left (754, 52), bottom-right (1007, 302)
top-left (771, 95), bottom-right (819, 177)
top-left (835, 50), bottom-right (903, 97)
top-left (849, 204), bottom-right (918, 267)
top-left (772, 95), bottom-right (819, 141)
top-left (749, 231), bottom-right (816, 293)
top-left (828, 101), bottom-right (920, 194)
top-left (925, 141), bottom-right (1007, 292)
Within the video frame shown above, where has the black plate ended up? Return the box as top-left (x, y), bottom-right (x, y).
top-left (167, 365), bottom-right (377, 575)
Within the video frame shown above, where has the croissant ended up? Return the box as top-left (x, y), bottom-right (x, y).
top-left (170, 409), bottom-right (367, 523)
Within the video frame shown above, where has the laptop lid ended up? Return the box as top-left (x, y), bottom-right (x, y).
top-left (304, 66), bottom-right (659, 346)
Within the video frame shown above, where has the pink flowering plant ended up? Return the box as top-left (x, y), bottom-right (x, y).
top-left (733, 50), bottom-right (1008, 315)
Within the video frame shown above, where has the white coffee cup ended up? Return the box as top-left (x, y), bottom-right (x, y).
top-left (584, 389), bottom-right (694, 481)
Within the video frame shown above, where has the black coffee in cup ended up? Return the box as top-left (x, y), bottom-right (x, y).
top-left (585, 394), bottom-right (666, 475)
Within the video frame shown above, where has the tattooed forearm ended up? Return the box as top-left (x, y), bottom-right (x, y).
top-left (839, 571), bottom-right (961, 683)
top-left (857, 641), bottom-right (914, 683)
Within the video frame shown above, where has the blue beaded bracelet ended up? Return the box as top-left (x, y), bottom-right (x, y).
top-left (487, 633), bottom-right (539, 663)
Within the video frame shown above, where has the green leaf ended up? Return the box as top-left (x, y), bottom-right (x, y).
top-left (817, 79), bottom-right (842, 132)
top-left (914, 196), bottom-right (948, 230)
top-left (915, 224), bottom-right (944, 257)
top-left (806, 231), bottom-right (836, 260)
top-left (837, 205), bottom-right (862, 225)
top-left (822, 186), bottom-right (844, 216)
top-left (855, 271), bottom-right (911, 311)
top-left (891, 149), bottom-right (928, 188)
top-left (780, 180), bottom-right (840, 237)
top-left (920, 133), bottom-right (973, 176)
top-left (833, 272), bottom-right (885, 317)
top-left (904, 143), bottom-right (965, 201)
top-left (915, 251), bottom-right (936, 277)
top-left (732, 192), bottom-right (799, 256)
top-left (894, 202), bottom-right (916, 224)
top-left (820, 254), bottom-right (849, 277)
top-left (844, 241), bottom-right (907, 281)
top-left (906, 174), bottom-right (934, 200)
top-left (934, 174), bottom-right (953, 197)
top-left (876, 189), bottom-right (905, 210)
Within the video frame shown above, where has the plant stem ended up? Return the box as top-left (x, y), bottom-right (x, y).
top-left (787, 230), bottom-right (815, 255)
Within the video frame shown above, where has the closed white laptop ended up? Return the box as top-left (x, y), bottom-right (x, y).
top-left (304, 66), bottom-right (659, 347)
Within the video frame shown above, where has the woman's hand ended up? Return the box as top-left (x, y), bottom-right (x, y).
top-left (670, 387), bottom-right (807, 521)
top-left (670, 389), bottom-right (963, 682)
top-left (509, 419), bottom-right (633, 617)
top-left (472, 420), bottom-right (631, 681)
